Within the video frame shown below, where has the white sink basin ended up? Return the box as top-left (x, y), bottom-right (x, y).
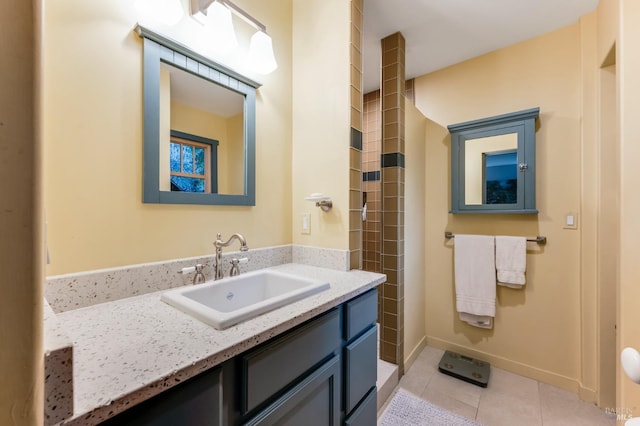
top-left (161, 269), bottom-right (330, 329)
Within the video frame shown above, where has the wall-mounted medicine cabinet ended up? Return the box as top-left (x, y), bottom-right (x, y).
top-left (448, 107), bottom-right (540, 214)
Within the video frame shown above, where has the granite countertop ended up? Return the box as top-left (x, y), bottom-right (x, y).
top-left (55, 263), bottom-right (385, 425)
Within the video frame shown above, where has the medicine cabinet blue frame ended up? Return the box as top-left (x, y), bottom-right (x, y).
top-left (448, 107), bottom-right (540, 214)
top-left (136, 25), bottom-right (259, 206)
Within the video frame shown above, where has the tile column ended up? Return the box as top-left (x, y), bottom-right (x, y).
top-left (348, 0), bottom-right (363, 269)
top-left (379, 32), bottom-right (405, 374)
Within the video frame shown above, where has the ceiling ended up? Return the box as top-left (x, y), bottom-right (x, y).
top-left (362, 0), bottom-right (600, 93)
top-left (164, 63), bottom-right (243, 117)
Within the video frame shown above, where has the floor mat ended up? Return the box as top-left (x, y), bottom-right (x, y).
top-left (378, 389), bottom-right (483, 426)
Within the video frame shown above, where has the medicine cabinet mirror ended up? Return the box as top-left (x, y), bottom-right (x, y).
top-left (448, 107), bottom-right (539, 214)
top-left (136, 25), bottom-right (259, 206)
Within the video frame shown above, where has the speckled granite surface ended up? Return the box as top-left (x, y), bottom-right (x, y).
top-left (54, 263), bottom-right (385, 425)
top-left (46, 245), bottom-right (292, 313)
top-left (292, 245), bottom-right (350, 271)
top-left (43, 300), bottom-right (74, 425)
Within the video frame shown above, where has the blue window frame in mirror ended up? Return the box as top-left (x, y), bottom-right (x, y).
top-left (448, 107), bottom-right (539, 214)
top-left (169, 130), bottom-right (218, 194)
top-left (136, 25), bottom-right (259, 206)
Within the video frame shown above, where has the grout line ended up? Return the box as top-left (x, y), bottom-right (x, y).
top-left (537, 380), bottom-right (544, 425)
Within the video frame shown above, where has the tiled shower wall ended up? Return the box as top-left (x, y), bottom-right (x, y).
top-left (349, 0), bottom-right (363, 270)
top-left (363, 91), bottom-right (382, 274)
top-left (362, 80), bottom-right (415, 322)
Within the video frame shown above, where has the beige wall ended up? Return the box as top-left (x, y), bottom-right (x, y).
top-left (227, 113), bottom-right (244, 194)
top-left (618, 0), bottom-right (640, 413)
top-left (0, 0), bottom-right (44, 424)
top-left (404, 99), bottom-right (427, 364)
top-left (43, 0), bottom-right (293, 275)
top-left (416, 24), bottom-right (586, 393)
top-left (291, 0), bottom-right (351, 250)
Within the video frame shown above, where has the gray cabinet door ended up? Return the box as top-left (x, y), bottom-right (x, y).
top-left (245, 355), bottom-right (341, 426)
top-left (101, 366), bottom-right (222, 426)
top-left (344, 325), bottom-right (377, 414)
top-left (344, 387), bottom-right (377, 426)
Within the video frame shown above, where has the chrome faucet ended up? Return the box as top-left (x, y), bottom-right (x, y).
top-left (214, 233), bottom-right (248, 280)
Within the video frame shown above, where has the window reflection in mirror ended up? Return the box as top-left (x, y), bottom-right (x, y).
top-left (159, 63), bottom-right (245, 196)
top-left (464, 133), bottom-right (518, 205)
top-left (484, 150), bottom-right (517, 204)
top-left (169, 130), bottom-right (217, 193)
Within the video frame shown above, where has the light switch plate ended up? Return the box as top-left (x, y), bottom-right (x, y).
top-left (564, 212), bottom-right (578, 229)
top-left (301, 213), bottom-right (311, 234)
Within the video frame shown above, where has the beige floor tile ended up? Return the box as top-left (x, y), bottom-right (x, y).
top-left (486, 367), bottom-right (539, 400)
top-left (424, 370), bottom-right (483, 408)
top-left (539, 383), bottom-right (615, 426)
top-left (476, 388), bottom-right (542, 426)
top-left (398, 366), bottom-right (431, 395)
top-left (417, 345), bottom-right (445, 363)
top-left (420, 384), bottom-right (478, 421)
top-left (398, 346), bottom-right (441, 395)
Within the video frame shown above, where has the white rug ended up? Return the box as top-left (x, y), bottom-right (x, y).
top-left (379, 389), bottom-right (483, 426)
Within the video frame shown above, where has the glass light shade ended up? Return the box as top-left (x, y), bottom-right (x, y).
top-left (248, 31), bottom-right (278, 75)
top-left (135, 0), bottom-right (183, 26)
top-left (207, 1), bottom-right (238, 53)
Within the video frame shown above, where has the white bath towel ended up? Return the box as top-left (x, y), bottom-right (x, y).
top-left (495, 236), bottom-right (527, 288)
top-left (458, 313), bottom-right (493, 329)
top-left (454, 235), bottom-right (496, 328)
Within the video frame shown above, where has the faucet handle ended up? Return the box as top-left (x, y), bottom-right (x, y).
top-left (193, 264), bottom-right (206, 284)
top-left (179, 264), bottom-right (207, 284)
top-left (229, 257), bottom-right (249, 276)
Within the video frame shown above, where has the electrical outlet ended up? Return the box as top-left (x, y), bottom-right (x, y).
top-left (301, 213), bottom-right (311, 234)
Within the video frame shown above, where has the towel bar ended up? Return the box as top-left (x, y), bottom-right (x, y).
top-left (444, 231), bottom-right (546, 245)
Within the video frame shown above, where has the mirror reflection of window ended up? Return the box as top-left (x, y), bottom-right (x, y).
top-left (159, 62), bottom-right (245, 195)
top-left (464, 133), bottom-right (518, 205)
top-left (483, 150), bottom-right (517, 204)
top-left (169, 132), bottom-right (216, 193)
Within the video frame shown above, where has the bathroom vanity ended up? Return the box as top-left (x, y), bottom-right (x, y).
top-left (103, 288), bottom-right (377, 425)
top-left (49, 262), bottom-right (384, 425)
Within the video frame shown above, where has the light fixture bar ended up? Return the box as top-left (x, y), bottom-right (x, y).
top-left (190, 0), bottom-right (266, 32)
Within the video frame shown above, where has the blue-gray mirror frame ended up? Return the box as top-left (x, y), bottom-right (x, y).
top-left (136, 25), bottom-right (259, 206)
top-left (448, 107), bottom-right (540, 214)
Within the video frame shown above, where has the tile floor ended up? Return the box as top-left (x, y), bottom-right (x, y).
top-left (379, 346), bottom-right (616, 425)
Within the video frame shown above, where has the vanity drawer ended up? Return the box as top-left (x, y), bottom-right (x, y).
top-left (241, 308), bottom-right (341, 414)
top-left (244, 355), bottom-right (341, 426)
top-left (344, 324), bottom-right (377, 414)
top-left (344, 288), bottom-right (377, 341)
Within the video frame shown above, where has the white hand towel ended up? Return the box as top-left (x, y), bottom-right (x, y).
top-left (495, 236), bottom-right (527, 288)
top-left (454, 235), bottom-right (496, 328)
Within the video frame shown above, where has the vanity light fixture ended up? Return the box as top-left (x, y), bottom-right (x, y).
top-left (135, 0), bottom-right (184, 26)
top-left (305, 193), bottom-right (333, 212)
top-left (190, 0), bottom-right (278, 74)
top-left (248, 30), bottom-right (278, 75)
top-left (206, 0), bottom-right (238, 53)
